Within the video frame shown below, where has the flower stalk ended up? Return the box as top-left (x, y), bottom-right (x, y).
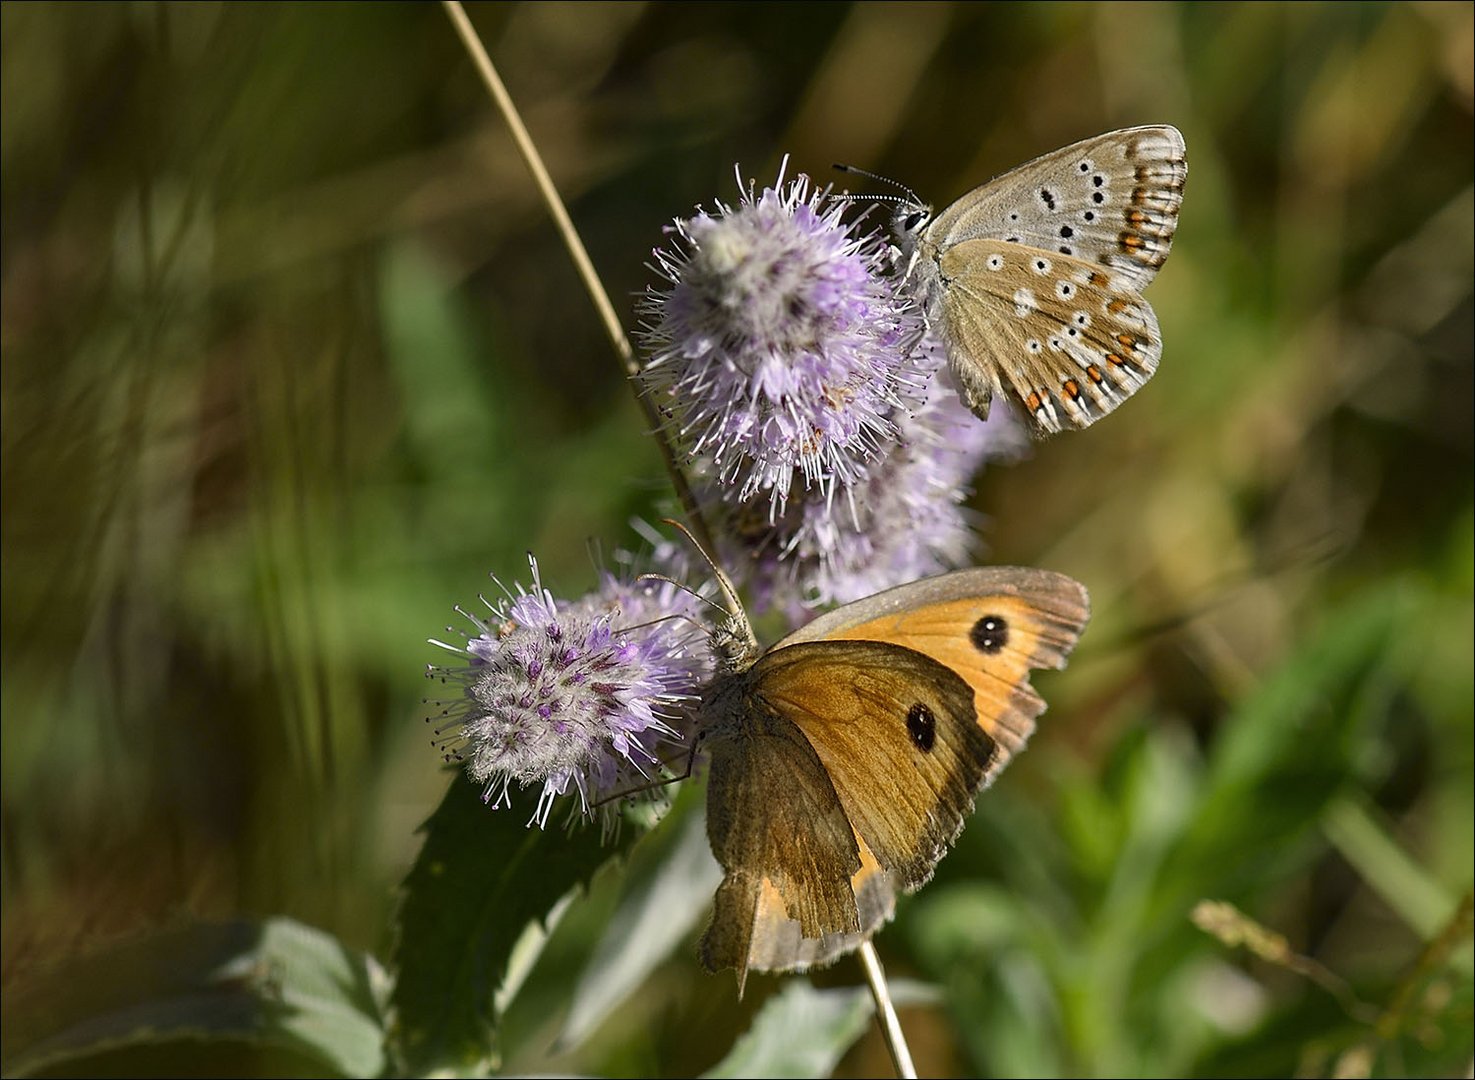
top-left (439, 0), bottom-right (718, 558)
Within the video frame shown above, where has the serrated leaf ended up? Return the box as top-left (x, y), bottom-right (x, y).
top-left (558, 790), bottom-right (722, 1051)
top-left (1, 917), bottom-right (389, 1078)
top-left (387, 772), bottom-right (645, 1075)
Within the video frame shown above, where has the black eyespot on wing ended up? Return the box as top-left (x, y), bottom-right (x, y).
top-left (970, 615), bottom-right (1009, 654)
top-left (1040, 187), bottom-right (1056, 211)
top-left (906, 703), bottom-right (936, 752)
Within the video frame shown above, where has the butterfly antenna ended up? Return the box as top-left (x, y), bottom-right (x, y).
top-left (658, 518), bottom-right (745, 621)
top-left (833, 162), bottom-right (922, 207)
top-left (829, 190), bottom-right (910, 210)
top-left (635, 572), bottom-right (730, 617)
top-left (616, 610), bottom-right (710, 636)
top-left (659, 518), bottom-right (760, 667)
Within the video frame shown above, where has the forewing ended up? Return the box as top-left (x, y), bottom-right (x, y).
top-left (928, 125), bottom-right (1186, 291)
top-left (749, 640), bottom-right (994, 891)
top-left (776, 567), bottom-right (1090, 772)
top-left (936, 239), bottom-right (1162, 433)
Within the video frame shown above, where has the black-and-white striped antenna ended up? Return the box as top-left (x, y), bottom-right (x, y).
top-left (833, 163), bottom-right (923, 208)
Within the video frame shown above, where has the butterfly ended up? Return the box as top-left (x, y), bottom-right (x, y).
top-left (880, 125), bottom-right (1186, 435)
top-left (694, 563), bottom-right (1090, 994)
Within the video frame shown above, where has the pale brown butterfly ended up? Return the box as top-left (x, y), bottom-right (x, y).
top-left (691, 553), bottom-right (1090, 994)
top-left (870, 125), bottom-right (1186, 434)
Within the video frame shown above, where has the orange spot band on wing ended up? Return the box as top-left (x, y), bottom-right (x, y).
top-left (810, 595), bottom-right (1085, 758)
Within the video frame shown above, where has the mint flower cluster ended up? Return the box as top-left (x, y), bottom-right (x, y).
top-left (428, 161), bottom-right (1024, 825)
top-left (640, 163), bottom-right (1023, 616)
top-left (639, 165), bottom-right (930, 513)
top-left (425, 556), bottom-right (712, 827)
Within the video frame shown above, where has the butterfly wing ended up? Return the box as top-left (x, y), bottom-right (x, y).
top-left (700, 698), bottom-right (864, 996)
top-left (748, 640), bottom-right (996, 888)
top-left (742, 836), bottom-right (896, 978)
top-left (703, 568), bottom-right (1089, 987)
top-left (934, 239), bottom-right (1163, 432)
top-left (777, 566), bottom-right (1090, 775)
top-left (699, 641), bottom-right (984, 988)
top-left (927, 125), bottom-right (1186, 291)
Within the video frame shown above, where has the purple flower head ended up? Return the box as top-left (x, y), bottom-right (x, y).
top-left (639, 160), bottom-right (928, 516)
top-left (711, 339), bottom-right (1029, 627)
top-left (424, 553), bottom-right (713, 828)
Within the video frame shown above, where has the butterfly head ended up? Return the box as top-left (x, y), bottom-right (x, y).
top-left (831, 163), bottom-right (931, 270)
top-left (888, 200), bottom-right (933, 282)
top-left (709, 607), bottom-right (761, 675)
top-left (654, 518), bottom-right (762, 673)
top-left (890, 202), bottom-right (932, 244)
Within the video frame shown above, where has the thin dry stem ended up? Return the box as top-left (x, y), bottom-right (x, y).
top-left (860, 940), bottom-right (918, 1080)
top-left (442, 11), bottom-right (920, 1074)
top-left (440, 0), bottom-right (715, 555)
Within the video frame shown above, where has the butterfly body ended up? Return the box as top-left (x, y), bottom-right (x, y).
top-left (695, 566), bottom-right (1090, 993)
top-left (891, 125), bottom-right (1186, 434)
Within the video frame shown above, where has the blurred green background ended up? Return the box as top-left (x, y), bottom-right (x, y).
top-left (2, 2), bottom-right (1471, 1077)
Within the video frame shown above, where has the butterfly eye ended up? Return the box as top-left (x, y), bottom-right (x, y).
top-left (903, 211), bottom-right (928, 232)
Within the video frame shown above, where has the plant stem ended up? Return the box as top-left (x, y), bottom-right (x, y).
top-left (440, 0), bottom-right (716, 556)
top-left (859, 940), bottom-right (917, 1079)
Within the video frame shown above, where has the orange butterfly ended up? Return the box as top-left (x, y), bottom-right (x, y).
top-left (694, 564), bottom-right (1090, 993)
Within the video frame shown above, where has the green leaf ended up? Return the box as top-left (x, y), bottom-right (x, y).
top-left (387, 772), bottom-right (645, 1075)
top-left (699, 979), bottom-right (936, 1080)
top-left (908, 881), bottom-right (1067, 1078)
top-left (558, 791), bottom-right (722, 1051)
top-left (1323, 795), bottom-right (1463, 945)
top-left (700, 982), bottom-right (876, 1080)
top-left (1, 917), bottom-right (389, 1078)
top-left (380, 240), bottom-right (508, 486)
top-left (1155, 582), bottom-right (1411, 911)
